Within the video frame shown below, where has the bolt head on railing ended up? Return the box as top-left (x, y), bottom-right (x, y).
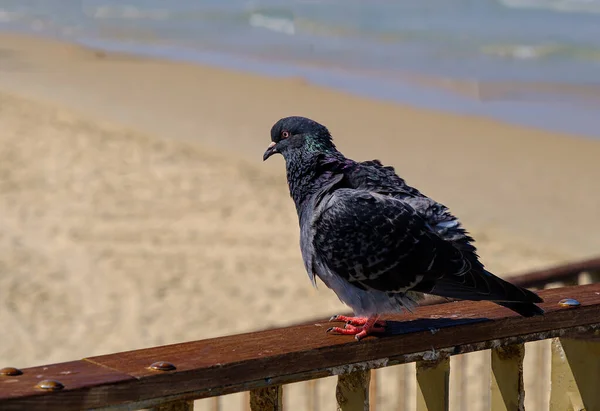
top-left (0, 367), bottom-right (23, 376)
top-left (148, 361), bottom-right (177, 372)
top-left (35, 380), bottom-right (64, 391)
top-left (558, 298), bottom-right (581, 308)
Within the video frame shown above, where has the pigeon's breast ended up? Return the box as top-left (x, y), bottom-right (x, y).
top-left (299, 200), bottom-right (319, 287)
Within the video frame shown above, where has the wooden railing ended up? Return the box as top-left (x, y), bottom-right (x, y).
top-left (1, 258), bottom-right (600, 411)
top-left (508, 256), bottom-right (600, 289)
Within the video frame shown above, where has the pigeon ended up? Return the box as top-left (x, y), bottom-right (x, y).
top-left (263, 116), bottom-right (544, 340)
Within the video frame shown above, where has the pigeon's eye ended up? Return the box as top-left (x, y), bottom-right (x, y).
top-left (281, 130), bottom-right (290, 139)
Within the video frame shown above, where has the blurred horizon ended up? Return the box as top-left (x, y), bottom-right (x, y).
top-left (1, 0), bottom-right (600, 137)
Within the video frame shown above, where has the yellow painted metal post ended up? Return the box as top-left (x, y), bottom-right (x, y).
top-left (369, 368), bottom-right (378, 411)
top-left (588, 269), bottom-right (600, 283)
top-left (416, 356), bottom-right (450, 411)
top-left (450, 354), bottom-right (468, 411)
top-left (243, 392), bottom-right (251, 411)
top-left (149, 400), bottom-right (194, 411)
top-left (250, 385), bottom-right (284, 411)
top-left (305, 379), bottom-right (319, 411)
top-left (336, 369), bottom-right (371, 411)
top-left (490, 344), bottom-right (525, 411)
top-left (531, 285), bottom-right (552, 410)
top-left (550, 336), bottom-right (600, 411)
top-left (396, 365), bottom-right (408, 411)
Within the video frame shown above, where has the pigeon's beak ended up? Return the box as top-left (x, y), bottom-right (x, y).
top-left (263, 141), bottom-right (278, 161)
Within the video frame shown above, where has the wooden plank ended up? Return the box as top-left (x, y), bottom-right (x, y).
top-left (2, 284), bottom-right (600, 411)
top-left (149, 399), bottom-right (194, 411)
top-left (416, 357), bottom-right (450, 411)
top-left (550, 337), bottom-right (600, 411)
top-left (249, 385), bottom-right (283, 411)
top-left (490, 344), bottom-right (525, 411)
top-left (509, 257), bottom-right (600, 289)
top-left (336, 369), bottom-right (370, 411)
top-left (0, 360), bottom-right (136, 411)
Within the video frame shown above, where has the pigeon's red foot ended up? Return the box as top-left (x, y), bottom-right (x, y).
top-left (329, 315), bottom-right (386, 327)
top-left (327, 315), bottom-right (386, 341)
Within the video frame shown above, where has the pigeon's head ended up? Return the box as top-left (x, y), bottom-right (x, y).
top-left (263, 116), bottom-right (336, 162)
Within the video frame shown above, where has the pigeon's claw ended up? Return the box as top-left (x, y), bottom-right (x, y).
top-left (326, 315), bottom-right (386, 341)
top-left (329, 315), bottom-right (386, 328)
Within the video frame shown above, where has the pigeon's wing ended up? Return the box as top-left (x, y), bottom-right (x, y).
top-left (346, 160), bottom-right (477, 244)
top-left (312, 189), bottom-right (468, 293)
top-left (403, 197), bottom-right (476, 243)
top-left (313, 189), bottom-right (543, 312)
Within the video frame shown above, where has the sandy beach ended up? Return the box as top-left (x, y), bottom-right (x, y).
top-left (1, 33), bottom-right (599, 410)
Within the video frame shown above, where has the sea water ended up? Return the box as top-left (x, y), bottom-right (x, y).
top-left (1, 0), bottom-right (599, 137)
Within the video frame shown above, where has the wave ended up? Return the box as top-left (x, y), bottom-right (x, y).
top-left (482, 44), bottom-right (565, 59)
top-left (0, 10), bottom-right (24, 23)
top-left (498, 0), bottom-right (600, 14)
top-left (84, 5), bottom-right (171, 20)
top-left (482, 43), bottom-right (600, 61)
top-left (248, 13), bottom-right (295, 35)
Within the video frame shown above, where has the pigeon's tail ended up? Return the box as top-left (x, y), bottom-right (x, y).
top-left (486, 271), bottom-right (545, 317)
top-left (419, 268), bottom-right (545, 317)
